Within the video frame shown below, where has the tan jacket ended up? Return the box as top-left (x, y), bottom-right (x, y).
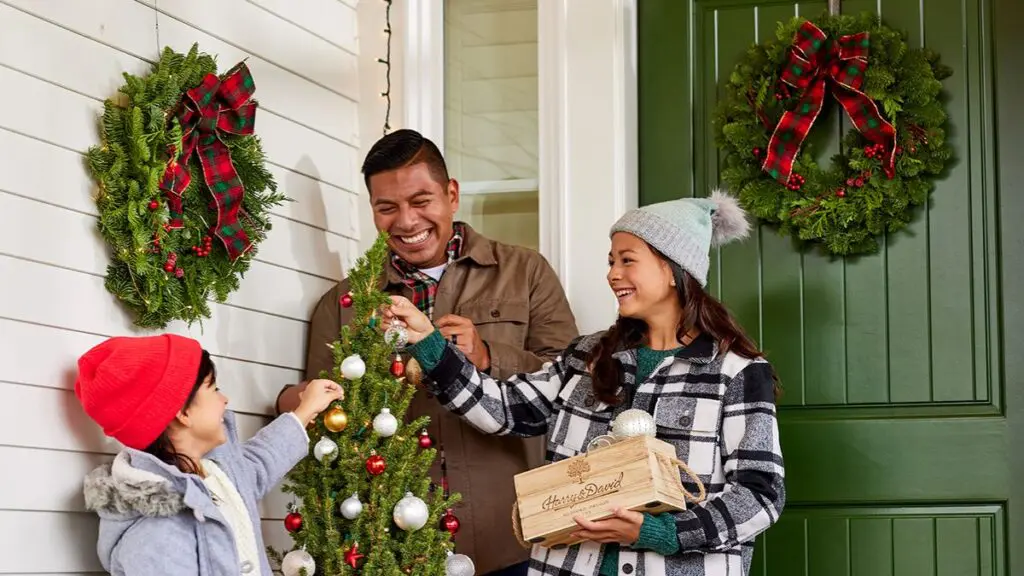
top-left (303, 224), bottom-right (578, 573)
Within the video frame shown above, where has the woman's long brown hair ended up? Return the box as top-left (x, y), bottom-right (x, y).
top-left (589, 250), bottom-right (780, 405)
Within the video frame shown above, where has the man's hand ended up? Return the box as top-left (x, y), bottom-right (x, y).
top-left (435, 314), bottom-right (490, 371)
top-left (570, 507), bottom-right (644, 545)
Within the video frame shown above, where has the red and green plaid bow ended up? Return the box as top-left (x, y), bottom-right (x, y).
top-left (159, 62), bottom-right (258, 260)
top-left (762, 21), bottom-right (897, 184)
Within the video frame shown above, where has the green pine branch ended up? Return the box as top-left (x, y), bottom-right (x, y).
top-left (274, 232), bottom-right (461, 576)
top-left (86, 43), bottom-right (286, 329)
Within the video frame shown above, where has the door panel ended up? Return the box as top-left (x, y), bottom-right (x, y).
top-left (638, 0), bottom-right (1020, 572)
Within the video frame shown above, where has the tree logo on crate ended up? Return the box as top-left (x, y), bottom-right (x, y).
top-left (567, 459), bottom-right (591, 484)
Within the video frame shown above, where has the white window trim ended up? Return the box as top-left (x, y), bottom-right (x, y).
top-left (402, 0), bottom-right (638, 331)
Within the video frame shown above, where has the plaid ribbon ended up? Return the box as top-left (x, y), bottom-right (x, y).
top-left (159, 62), bottom-right (258, 260)
top-left (762, 21), bottom-right (897, 184)
top-left (391, 223), bottom-right (465, 318)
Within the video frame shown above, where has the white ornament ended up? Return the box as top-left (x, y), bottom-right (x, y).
top-left (384, 323), bottom-right (408, 349)
top-left (339, 493), bottom-right (363, 519)
top-left (611, 408), bottom-right (657, 439)
top-left (313, 436), bottom-right (338, 462)
top-left (446, 551), bottom-right (475, 576)
top-left (392, 491), bottom-right (429, 531)
top-left (281, 549), bottom-right (316, 576)
top-left (340, 354), bottom-right (366, 379)
top-left (372, 407), bottom-right (399, 437)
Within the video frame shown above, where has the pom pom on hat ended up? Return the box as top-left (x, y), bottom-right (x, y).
top-left (708, 188), bottom-right (751, 246)
top-left (609, 188), bottom-right (751, 286)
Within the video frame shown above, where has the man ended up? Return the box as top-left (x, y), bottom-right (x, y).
top-left (276, 129), bottom-right (578, 576)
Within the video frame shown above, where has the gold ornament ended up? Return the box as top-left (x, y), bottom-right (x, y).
top-left (405, 357), bottom-right (424, 387)
top-left (323, 406), bottom-right (349, 432)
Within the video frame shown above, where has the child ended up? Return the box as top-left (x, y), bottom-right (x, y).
top-left (76, 334), bottom-right (343, 575)
top-left (385, 191), bottom-right (785, 576)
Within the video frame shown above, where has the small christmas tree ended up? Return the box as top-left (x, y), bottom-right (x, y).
top-left (269, 232), bottom-right (474, 576)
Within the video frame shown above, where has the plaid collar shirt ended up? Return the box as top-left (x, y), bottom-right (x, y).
top-left (390, 222), bottom-right (466, 319)
top-left (421, 332), bottom-right (786, 576)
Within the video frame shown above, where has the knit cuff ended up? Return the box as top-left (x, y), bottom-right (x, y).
top-left (633, 513), bottom-right (681, 556)
top-left (407, 330), bottom-right (447, 372)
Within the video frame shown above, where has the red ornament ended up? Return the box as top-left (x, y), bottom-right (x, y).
top-left (854, 178), bottom-right (864, 187)
top-left (344, 543), bottom-right (366, 569)
top-left (148, 200), bottom-right (159, 210)
top-left (440, 509), bottom-right (460, 535)
top-left (836, 188), bottom-right (846, 198)
top-left (390, 355), bottom-right (405, 378)
top-left (418, 430), bottom-right (433, 449)
top-left (284, 511), bottom-right (303, 533)
top-left (366, 452), bottom-right (386, 476)
top-left (340, 293), bottom-right (353, 308)
top-left (175, 268), bottom-right (184, 278)
top-left (752, 147), bottom-right (762, 158)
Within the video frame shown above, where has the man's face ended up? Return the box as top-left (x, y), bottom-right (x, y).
top-left (369, 162), bottom-right (460, 268)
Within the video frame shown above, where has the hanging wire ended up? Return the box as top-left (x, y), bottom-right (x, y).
top-left (379, 0), bottom-right (393, 135)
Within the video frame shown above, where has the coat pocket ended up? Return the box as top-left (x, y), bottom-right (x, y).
top-left (653, 395), bottom-right (723, 477)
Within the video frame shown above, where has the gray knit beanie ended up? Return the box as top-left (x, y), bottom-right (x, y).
top-left (609, 189), bottom-right (751, 286)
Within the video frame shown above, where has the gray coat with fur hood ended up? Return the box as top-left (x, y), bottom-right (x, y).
top-left (83, 411), bottom-right (309, 575)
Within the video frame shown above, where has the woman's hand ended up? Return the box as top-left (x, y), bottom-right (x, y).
top-left (383, 296), bottom-right (435, 345)
top-left (293, 379), bottom-right (344, 426)
top-left (570, 507), bottom-right (644, 545)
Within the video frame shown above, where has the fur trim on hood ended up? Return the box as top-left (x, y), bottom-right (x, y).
top-left (83, 452), bottom-right (185, 518)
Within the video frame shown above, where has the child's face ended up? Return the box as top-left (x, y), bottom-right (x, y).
top-left (181, 374), bottom-right (229, 450)
top-left (607, 232), bottom-right (679, 321)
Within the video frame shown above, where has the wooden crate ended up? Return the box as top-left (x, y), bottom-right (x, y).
top-left (513, 435), bottom-right (690, 548)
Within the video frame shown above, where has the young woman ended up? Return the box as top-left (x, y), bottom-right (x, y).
top-left (385, 192), bottom-right (785, 576)
top-left (76, 334), bottom-right (342, 575)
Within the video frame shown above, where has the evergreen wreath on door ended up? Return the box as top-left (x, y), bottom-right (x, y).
top-left (712, 12), bottom-right (953, 256)
top-left (87, 44), bottom-right (285, 329)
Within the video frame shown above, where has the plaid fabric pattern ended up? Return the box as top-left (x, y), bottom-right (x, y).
top-left (762, 20), bottom-right (897, 184)
top-left (390, 222), bottom-right (466, 318)
top-left (424, 333), bottom-right (785, 576)
top-left (159, 62), bottom-right (258, 260)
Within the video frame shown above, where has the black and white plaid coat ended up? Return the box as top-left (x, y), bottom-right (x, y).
top-left (423, 331), bottom-right (785, 576)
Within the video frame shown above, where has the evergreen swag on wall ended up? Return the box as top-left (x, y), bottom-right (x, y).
top-left (87, 44), bottom-right (285, 329)
top-left (712, 12), bottom-right (953, 256)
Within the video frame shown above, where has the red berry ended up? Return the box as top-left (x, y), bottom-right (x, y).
top-left (837, 188), bottom-right (846, 197)
top-left (148, 201), bottom-right (159, 210)
top-left (855, 178), bottom-right (864, 187)
top-left (175, 268), bottom-right (184, 278)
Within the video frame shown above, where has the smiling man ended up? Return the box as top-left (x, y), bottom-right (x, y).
top-left (276, 129), bottom-right (578, 576)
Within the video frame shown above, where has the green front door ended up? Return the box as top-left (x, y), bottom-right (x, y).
top-left (638, 0), bottom-right (1022, 573)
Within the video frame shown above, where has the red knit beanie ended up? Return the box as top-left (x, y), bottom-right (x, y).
top-left (75, 334), bottom-right (203, 450)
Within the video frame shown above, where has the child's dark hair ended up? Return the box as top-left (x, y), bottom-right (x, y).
top-left (143, 349), bottom-right (216, 475)
top-left (589, 249), bottom-right (781, 405)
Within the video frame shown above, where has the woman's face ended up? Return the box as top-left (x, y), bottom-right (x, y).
top-left (607, 232), bottom-right (678, 321)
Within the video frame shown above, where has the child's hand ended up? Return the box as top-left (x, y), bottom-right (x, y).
top-left (293, 379), bottom-right (344, 426)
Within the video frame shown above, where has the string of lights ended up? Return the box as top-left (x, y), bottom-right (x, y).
top-left (378, 0), bottom-right (393, 136)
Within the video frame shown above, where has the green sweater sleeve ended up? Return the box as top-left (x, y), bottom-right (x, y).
top-left (635, 512), bottom-right (681, 556)
top-left (407, 330), bottom-right (447, 372)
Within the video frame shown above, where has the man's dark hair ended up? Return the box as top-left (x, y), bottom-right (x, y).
top-left (361, 129), bottom-right (450, 192)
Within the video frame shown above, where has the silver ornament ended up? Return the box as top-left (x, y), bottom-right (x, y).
top-left (392, 491), bottom-right (429, 531)
top-left (372, 407), bottom-right (399, 437)
top-left (313, 436), bottom-right (338, 462)
top-left (339, 493), bottom-right (363, 519)
top-left (384, 323), bottom-right (409, 349)
top-left (446, 551), bottom-right (475, 576)
top-left (340, 354), bottom-right (366, 379)
top-left (611, 408), bottom-right (657, 438)
top-left (281, 549), bottom-right (316, 576)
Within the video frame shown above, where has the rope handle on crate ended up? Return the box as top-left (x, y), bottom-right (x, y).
top-left (510, 456), bottom-right (707, 549)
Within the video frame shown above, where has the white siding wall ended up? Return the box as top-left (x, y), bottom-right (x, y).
top-left (0, 0), bottom-right (362, 571)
